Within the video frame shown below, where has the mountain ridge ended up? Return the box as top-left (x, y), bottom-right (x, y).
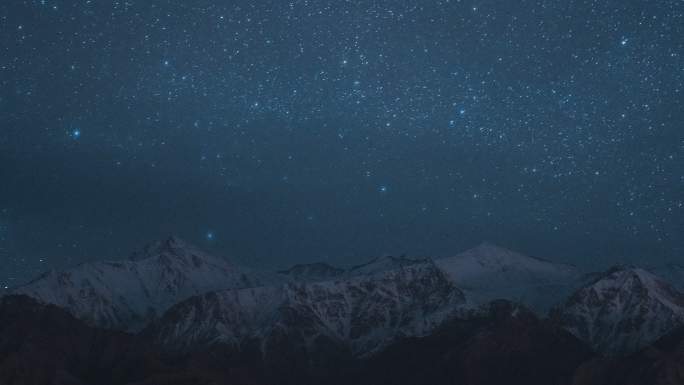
top-left (151, 259), bottom-right (466, 357)
top-left (3, 239), bottom-right (684, 384)
top-left (8, 236), bottom-right (268, 331)
top-left (552, 266), bottom-right (684, 355)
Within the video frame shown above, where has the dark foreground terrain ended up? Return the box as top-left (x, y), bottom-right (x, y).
top-left (2, 295), bottom-right (684, 385)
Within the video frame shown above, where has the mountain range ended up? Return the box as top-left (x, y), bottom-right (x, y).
top-left (553, 267), bottom-right (684, 355)
top-left (2, 237), bottom-right (684, 385)
top-left (10, 237), bottom-right (271, 331)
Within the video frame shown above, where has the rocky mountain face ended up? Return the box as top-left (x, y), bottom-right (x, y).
top-left (553, 267), bottom-right (684, 355)
top-left (10, 237), bottom-right (267, 331)
top-left (7, 240), bottom-right (582, 333)
top-left (279, 245), bottom-right (581, 314)
top-left (151, 260), bottom-right (466, 358)
top-left (435, 242), bottom-right (581, 312)
top-left (346, 300), bottom-right (595, 385)
top-left (0, 294), bottom-right (266, 385)
top-left (572, 325), bottom-right (684, 385)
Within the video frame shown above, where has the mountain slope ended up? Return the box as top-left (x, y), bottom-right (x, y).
top-left (435, 243), bottom-right (580, 312)
top-left (349, 300), bottom-right (594, 385)
top-left (572, 325), bottom-right (684, 385)
top-left (152, 260), bottom-right (466, 358)
top-left (0, 295), bottom-right (265, 385)
top-left (10, 236), bottom-right (266, 331)
top-left (553, 267), bottom-right (684, 355)
top-left (275, 246), bottom-right (580, 315)
top-left (0, 295), bottom-right (594, 385)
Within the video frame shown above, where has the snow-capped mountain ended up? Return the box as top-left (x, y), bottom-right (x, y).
top-left (152, 259), bottom-right (465, 357)
top-left (435, 243), bottom-right (581, 312)
top-left (553, 267), bottom-right (684, 355)
top-left (276, 245), bottom-right (581, 316)
top-left (9, 236), bottom-right (267, 331)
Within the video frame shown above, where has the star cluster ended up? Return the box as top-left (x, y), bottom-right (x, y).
top-left (0, 0), bottom-right (682, 285)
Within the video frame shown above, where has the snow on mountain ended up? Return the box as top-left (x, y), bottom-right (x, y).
top-left (10, 236), bottom-right (267, 331)
top-left (553, 267), bottom-right (684, 355)
top-left (152, 259), bottom-right (466, 357)
top-left (434, 243), bottom-right (580, 312)
top-left (274, 246), bottom-right (579, 315)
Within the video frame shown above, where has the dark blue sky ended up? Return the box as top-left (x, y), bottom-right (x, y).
top-left (1, 0), bottom-right (682, 287)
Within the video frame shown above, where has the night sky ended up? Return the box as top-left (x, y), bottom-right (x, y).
top-left (1, 0), bottom-right (683, 287)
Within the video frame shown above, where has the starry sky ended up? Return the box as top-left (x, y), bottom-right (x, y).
top-left (1, 0), bottom-right (682, 287)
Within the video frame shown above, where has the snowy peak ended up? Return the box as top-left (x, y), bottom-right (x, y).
top-left (129, 236), bottom-right (224, 264)
top-left (450, 242), bottom-right (575, 273)
top-left (586, 267), bottom-right (682, 304)
top-left (554, 266), bottom-right (684, 355)
top-left (435, 243), bottom-right (579, 312)
top-left (129, 235), bottom-right (183, 259)
top-left (456, 241), bottom-right (518, 259)
top-left (574, 267), bottom-right (684, 314)
top-left (10, 237), bottom-right (263, 331)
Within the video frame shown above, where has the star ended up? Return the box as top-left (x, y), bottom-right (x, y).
top-left (0, 0), bottom-right (680, 285)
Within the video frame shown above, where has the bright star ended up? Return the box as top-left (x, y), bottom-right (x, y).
top-left (71, 129), bottom-right (81, 139)
top-left (206, 231), bottom-right (215, 240)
